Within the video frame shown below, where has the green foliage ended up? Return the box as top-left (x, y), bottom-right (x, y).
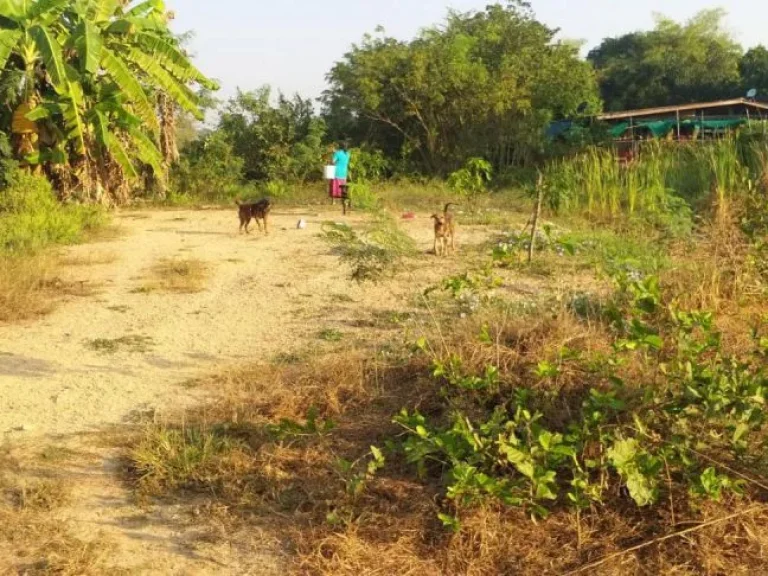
top-left (349, 147), bottom-right (390, 182)
top-left (0, 166), bottom-right (104, 254)
top-left (267, 406), bottom-right (336, 439)
top-left (336, 446), bottom-right (386, 499)
top-left (448, 158), bottom-right (492, 198)
top-left (492, 224), bottom-right (577, 265)
top-left (322, 3), bottom-right (599, 174)
top-left (540, 138), bottom-right (768, 235)
top-left (346, 181), bottom-right (380, 211)
top-left (740, 46), bottom-right (768, 95)
top-left (0, 0), bottom-right (217, 199)
top-left (391, 265), bottom-right (765, 522)
top-left (217, 87), bottom-right (327, 183)
top-left (589, 9), bottom-right (742, 111)
top-left (318, 328), bottom-right (344, 342)
top-left (132, 426), bottom-right (243, 492)
top-left (171, 132), bottom-right (245, 202)
top-left (322, 214), bottom-right (416, 283)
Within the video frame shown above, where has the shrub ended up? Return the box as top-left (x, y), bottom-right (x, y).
top-left (347, 181), bottom-right (380, 211)
top-left (396, 271), bottom-right (761, 525)
top-left (171, 132), bottom-right (245, 202)
top-left (350, 147), bottom-right (390, 182)
top-left (0, 168), bottom-right (104, 254)
top-left (322, 213), bottom-right (416, 282)
top-left (448, 158), bottom-right (493, 198)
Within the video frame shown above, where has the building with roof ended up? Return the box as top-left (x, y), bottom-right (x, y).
top-left (597, 98), bottom-right (768, 141)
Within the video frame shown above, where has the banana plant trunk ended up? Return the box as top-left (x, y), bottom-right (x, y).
top-left (11, 100), bottom-right (40, 172)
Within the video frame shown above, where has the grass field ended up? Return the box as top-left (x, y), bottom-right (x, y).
top-left (4, 152), bottom-right (768, 572)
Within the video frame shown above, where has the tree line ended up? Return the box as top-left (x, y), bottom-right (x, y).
top-left (3, 2), bottom-right (768, 203)
top-left (187, 4), bottom-right (768, 191)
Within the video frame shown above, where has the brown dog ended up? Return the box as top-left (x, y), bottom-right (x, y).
top-left (432, 203), bottom-right (456, 256)
top-left (236, 198), bottom-right (272, 235)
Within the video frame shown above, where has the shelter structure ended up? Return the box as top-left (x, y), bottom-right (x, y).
top-left (598, 98), bottom-right (768, 142)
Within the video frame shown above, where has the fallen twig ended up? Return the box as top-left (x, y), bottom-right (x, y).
top-left (562, 505), bottom-right (764, 575)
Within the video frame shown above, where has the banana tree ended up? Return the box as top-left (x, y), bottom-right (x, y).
top-left (0, 0), bottom-right (217, 202)
top-left (0, 0), bottom-right (70, 164)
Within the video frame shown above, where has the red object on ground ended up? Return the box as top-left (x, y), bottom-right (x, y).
top-left (402, 212), bottom-right (415, 220)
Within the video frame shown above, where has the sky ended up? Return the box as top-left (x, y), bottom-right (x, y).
top-left (166, 0), bottom-right (768, 102)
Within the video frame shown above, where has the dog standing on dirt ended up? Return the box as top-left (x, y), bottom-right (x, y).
top-left (236, 198), bottom-right (272, 235)
top-left (432, 203), bottom-right (456, 256)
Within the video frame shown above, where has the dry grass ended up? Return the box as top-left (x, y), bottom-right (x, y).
top-left (0, 255), bottom-right (56, 322)
top-left (123, 283), bottom-right (768, 575)
top-left (86, 334), bottom-right (154, 354)
top-left (139, 257), bottom-right (210, 294)
top-left (0, 451), bottom-right (116, 575)
top-left (0, 253), bottom-right (103, 323)
top-left (58, 251), bottom-right (117, 267)
top-left (114, 212), bottom-right (768, 575)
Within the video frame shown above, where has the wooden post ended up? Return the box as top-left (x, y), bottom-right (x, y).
top-left (676, 110), bottom-right (681, 140)
top-left (528, 173), bottom-right (544, 265)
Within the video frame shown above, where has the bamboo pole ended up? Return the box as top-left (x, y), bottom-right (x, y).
top-left (528, 173), bottom-right (544, 264)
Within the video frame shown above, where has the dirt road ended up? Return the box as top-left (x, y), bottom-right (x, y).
top-left (0, 208), bottom-right (449, 437)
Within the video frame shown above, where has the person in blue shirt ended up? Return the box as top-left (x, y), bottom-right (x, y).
top-left (330, 141), bottom-right (351, 204)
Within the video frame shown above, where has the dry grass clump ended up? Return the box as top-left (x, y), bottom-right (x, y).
top-left (0, 254), bottom-right (56, 322)
top-left (0, 451), bottom-right (115, 575)
top-left (140, 258), bottom-right (210, 293)
top-left (0, 254), bottom-right (102, 323)
top-left (86, 334), bottom-right (154, 355)
top-left (58, 250), bottom-right (117, 267)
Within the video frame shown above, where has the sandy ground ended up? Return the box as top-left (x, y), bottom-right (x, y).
top-left (0, 207), bottom-right (498, 574)
top-left (0, 208), bottom-right (459, 437)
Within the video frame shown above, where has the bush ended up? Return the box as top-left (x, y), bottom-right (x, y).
top-left (350, 147), bottom-right (390, 182)
top-left (171, 132), bottom-right (245, 202)
top-left (448, 158), bottom-right (493, 198)
top-left (347, 181), bottom-right (380, 211)
top-left (322, 212), bottom-right (416, 282)
top-left (0, 168), bottom-right (104, 254)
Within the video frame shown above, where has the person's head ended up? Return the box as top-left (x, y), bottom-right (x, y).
top-left (339, 140), bottom-right (349, 152)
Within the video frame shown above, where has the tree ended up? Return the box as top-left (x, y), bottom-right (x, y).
top-left (218, 87), bottom-right (327, 183)
top-left (589, 9), bottom-right (742, 111)
top-left (0, 0), bottom-right (217, 203)
top-left (171, 131), bottom-right (244, 201)
top-left (740, 46), bottom-right (768, 97)
top-left (322, 2), bottom-right (599, 175)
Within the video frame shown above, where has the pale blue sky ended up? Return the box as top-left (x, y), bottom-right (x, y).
top-left (166, 0), bottom-right (768, 102)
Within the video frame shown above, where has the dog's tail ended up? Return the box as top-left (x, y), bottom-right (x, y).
top-left (444, 203), bottom-right (456, 215)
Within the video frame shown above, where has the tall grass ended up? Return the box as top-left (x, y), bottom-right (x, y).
top-left (0, 168), bottom-right (105, 254)
top-left (0, 166), bottom-right (106, 322)
top-left (545, 138), bottom-right (767, 224)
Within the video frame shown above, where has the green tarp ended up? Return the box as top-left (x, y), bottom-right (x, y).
top-left (610, 117), bottom-right (747, 138)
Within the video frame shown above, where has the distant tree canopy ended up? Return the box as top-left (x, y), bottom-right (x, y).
top-left (321, 2), bottom-right (600, 175)
top-left (175, 5), bottom-right (768, 191)
top-left (740, 46), bottom-right (768, 97)
top-left (588, 9), bottom-right (744, 112)
top-left (217, 87), bottom-right (327, 182)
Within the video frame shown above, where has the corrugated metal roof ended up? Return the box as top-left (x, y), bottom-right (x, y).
top-left (598, 98), bottom-right (768, 121)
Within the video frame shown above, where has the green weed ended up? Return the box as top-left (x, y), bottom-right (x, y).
top-left (319, 328), bottom-right (344, 342)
